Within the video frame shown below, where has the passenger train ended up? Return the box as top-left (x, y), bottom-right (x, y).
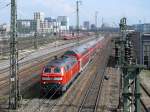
top-left (40, 37), bottom-right (106, 94)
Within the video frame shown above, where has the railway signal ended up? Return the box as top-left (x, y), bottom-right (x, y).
top-left (116, 17), bottom-right (144, 112)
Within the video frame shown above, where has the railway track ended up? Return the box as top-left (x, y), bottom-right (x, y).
top-left (0, 39), bottom-right (76, 73)
top-left (0, 49), bottom-right (65, 94)
top-left (140, 83), bottom-right (150, 112)
top-left (20, 44), bottom-right (105, 112)
top-left (0, 40), bottom-right (74, 92)
top-left (0, 36), bottom-right (94, 73)
top-left (0, 37), bottom-right (93, 78)
top-left (0, 35), bottom-right (89, 58)
top-left (0, 37), bottom-right (97, 110)
top-left (0, 36), bottom-right (62, 57)
top-left (15, 37), bottom-right (111, 112)
top-left (0, 50), bottom-right (66, 110)
top-left (50, 53), bottom-right (102, 112)
top-left (77, 67), bottom-right (105, 112)
top-left (77, 45), bottom-right (111, 112)
top-left (48, 38), bottom-right (112, 112)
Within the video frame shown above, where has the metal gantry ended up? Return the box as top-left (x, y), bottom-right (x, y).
top-left (115, 17), bottom-right (143, 112)
top-left (9, 0), bottom-right (20, 109)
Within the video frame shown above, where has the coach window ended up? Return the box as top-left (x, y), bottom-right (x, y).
top-left (44, 68), bottom-right (51, 73)
top-left (73, 59), bottom-right (77, 64)
top-left (64, 66), bottom-right (67, 72)
top-left (54, 67), bottom-right (61, 73)
top-left (67, 64), bottom-right (71, 70)
top-left (64, 51), bottom-right (75, 55)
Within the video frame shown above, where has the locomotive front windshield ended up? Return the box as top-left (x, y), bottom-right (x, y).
top-left (44, 68), bottom-right (51, 73)
top-left (64, 51), bottom-right (75, 55)
top-left (54, 67), bottom-right (61, 73)
top-left (44, 67), bottom-right (61, 73)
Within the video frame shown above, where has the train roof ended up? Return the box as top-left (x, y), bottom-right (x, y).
top-left (45, 56), bottom-right (76, 68)
top-left (71, 44), bottom-right (88, 54)
top-left (86, 40), bottom-right (97, 48)
top-left (65, 37), bottom-right (104, 55)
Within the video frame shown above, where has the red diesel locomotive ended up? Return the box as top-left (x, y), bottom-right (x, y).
top-left (41, 37), bottom-right (104, 93)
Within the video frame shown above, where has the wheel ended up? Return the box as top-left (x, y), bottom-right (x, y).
top-left (40, 89), bottom-right (45, 98)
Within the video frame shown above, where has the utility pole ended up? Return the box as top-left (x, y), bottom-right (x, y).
top-left (34, 23), bottom-right (38, 49)
top-left (76, 0), bottom-right (81, 45)
top-left (9, 0), bottom-right (20, 109)
top-left (101, 17), bottom-right (104, 34)
top-left (95, 11), bottom-right (98, 38)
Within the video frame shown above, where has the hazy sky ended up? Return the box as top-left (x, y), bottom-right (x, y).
top-left (0, 0), bottom-right (149, 27)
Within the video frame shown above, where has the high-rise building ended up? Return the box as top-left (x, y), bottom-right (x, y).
top-left (143, 24), bottom-right (150, 33)
top-left (83, 21), bottom-right (90, 30)
top-left (91, 24), bottom-right (96, 31)
top-left (132, 23), bottom-right (150, 33)
top-left (57, 16), bottom-right (69, 31)
top-left (17, 20), bottom-right (36, 34)
top-left (140, 33), bottom-right (150, 68)
top-left (17, 13), bottom-right (70, 34)
top-left (45, 17), bottom-right (53, 22)
top-left (0, 23), bottom-right (10, 35)
top-left (129, 31), bottom-right (150, 68)
top-left (34, 12), bottom-right (45, 21)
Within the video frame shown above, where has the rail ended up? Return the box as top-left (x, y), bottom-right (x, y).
top-left (0, 36), bottom-right (98, 111)
top-left (140, 83), bottom-right (150, 112)
top-left (77, 44), bottom-right (111, 112)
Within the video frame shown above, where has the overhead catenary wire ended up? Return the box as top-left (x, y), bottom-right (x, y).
top-left (0, 3), bottom-right (10, 10)
top-left (0, 0), bottom-right (9, 4)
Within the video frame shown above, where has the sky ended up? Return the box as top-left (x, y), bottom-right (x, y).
top-left (0, 0), bottom-right (150, 27)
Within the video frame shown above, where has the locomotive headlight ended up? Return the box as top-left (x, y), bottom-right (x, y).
top-left (54, 77), bottom-right (63, 80)
top-left (42, 77), bottom-right (62, 81)
top-left (42, 77), bottom-right (52, 80)
top-left (61, 68), bottom-right (64, 76)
